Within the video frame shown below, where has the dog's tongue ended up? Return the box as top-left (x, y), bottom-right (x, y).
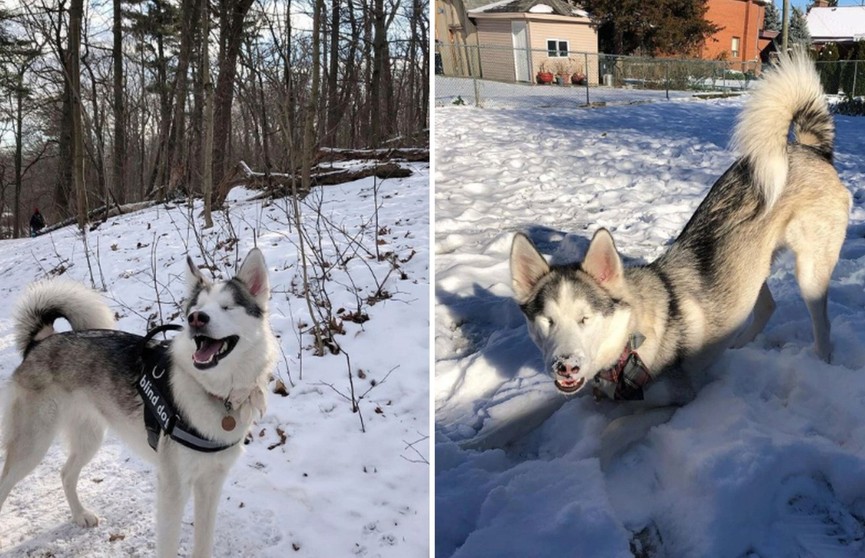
top-left (194, 339), bottom-right (222, 363)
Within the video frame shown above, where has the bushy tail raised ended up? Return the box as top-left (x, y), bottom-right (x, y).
top-left (731, 48), bottom-right (833, 210)
top-left (13, 280), bottom-right (116, 355)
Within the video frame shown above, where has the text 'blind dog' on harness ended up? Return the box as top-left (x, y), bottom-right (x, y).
top-left (136, 324), bottom-right (237, 453)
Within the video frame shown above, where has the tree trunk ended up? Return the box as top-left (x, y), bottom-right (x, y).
top-left (211, 0), bottom-right (254, 202)
top-left (84, 52), bottom-right (108, 210)
top-left (167, 0), bottom-right (201, 192)
top-left (202, 0), bottom-right (214, 227)
top-left (54, 2), bottom-right (73, 220)
top-left (13, 70), bottom-right (24, 238)
top-left (302, 0), bottom-right (322, 191)
top-left (147, 14), bottom-right (173, 199)
top-left (68, 0), bottom-right (88, 230)
top-left (112, 0), bottom-right (126, 204)
top-left (325, 0), bottom-right (340, 147)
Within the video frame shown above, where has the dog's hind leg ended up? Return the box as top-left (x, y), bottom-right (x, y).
top-left (731, 282), bottom-right (776, 349)
top-left (787, 218), bottom-right (844, 362)
top-left (798, 269), bottom-right (832, 362)
top-left (60, 409), bottom-right (105, 527)
top-left (191, 468), bottom-right (230, 558)
top-left (0, 388), bottom-right (59, 513)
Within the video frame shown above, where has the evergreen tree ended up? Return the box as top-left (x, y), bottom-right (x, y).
top-left (583, 0), bottom-right (719, 55)
top-left (763, 2), bottom-right (781, 32)
top-left (818, 41), bottom-right (841, 94)
top-left (789, 6), bottom-right (812, 47)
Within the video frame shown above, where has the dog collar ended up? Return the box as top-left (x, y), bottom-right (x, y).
top-left (590, 333), bottom-right (653, 401)
top-left (137, 324), bottom-right (238, 453)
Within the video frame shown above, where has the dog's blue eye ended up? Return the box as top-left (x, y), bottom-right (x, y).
top-left (221, 305), bottom-right (230, 311)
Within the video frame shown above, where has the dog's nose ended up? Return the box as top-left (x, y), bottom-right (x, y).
top-left (188, 311), bottom-right (210, 328)
top-left (554, 358), bottom-right (580, 377)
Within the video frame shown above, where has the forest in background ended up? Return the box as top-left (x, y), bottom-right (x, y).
top-left (0, 0), bottom-right (429, 238)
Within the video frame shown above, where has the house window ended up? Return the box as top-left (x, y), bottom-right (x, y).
top-left (731, 37), bottom-right (740, 58)
top-left (547, 39), bottom-right (569, 57)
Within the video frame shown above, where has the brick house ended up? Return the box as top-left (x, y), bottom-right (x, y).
top-left (700, 0), bottom-right (768, 66)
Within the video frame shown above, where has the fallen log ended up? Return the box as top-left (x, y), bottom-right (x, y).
top-left (217, 160), bottom-right (415, 205)
top-left (35, 200), bottom-right (160, 236)
top-left (315, 147), bottom-right (429, 164)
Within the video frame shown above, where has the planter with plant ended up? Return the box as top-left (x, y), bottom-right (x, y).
top-left (536, 60), bottom-right (554, 84)
top-left (553, 59), bottom-right (571, 86)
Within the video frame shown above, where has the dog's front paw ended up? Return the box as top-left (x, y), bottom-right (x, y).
top-left (73, 509), bottom-right (99, 528)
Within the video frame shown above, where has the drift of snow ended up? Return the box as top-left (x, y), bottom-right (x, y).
top-left (435, 99), bottom-right (865, 557)
top-left (0, 164), bottom-right (429, 557)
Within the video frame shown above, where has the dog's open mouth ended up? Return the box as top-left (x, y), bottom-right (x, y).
top-left (192, 335), bottom-right (239, 369)
top-left (554, 377), bottom-right (585, 393)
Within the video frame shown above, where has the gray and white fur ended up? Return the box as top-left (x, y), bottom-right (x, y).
top-left (511, 49), bottom-right (850, 402)
top-left (0, 248), bottom-right (277, 557)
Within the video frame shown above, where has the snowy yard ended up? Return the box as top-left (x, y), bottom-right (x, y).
top-left (0, 166), bottom-right (429, 557)
top-left (435, 98), bottom-right (865, 556)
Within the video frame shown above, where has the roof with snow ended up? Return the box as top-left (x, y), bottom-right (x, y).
top-left (469, 0), bottom-right (589, 18)
top-left (806, 6), bottom-right (865, 42)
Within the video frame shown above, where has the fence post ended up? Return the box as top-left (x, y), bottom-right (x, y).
top-left (526, 47), bottom-right (533, 84)
top-left (584, 52), bottom-right (590, 105)
top-left (854, 60), bottom-right (859, 99)
top-left (665, 59), bottom-right (670, 100)
top-left (473, 76), bottom-right (480, 107)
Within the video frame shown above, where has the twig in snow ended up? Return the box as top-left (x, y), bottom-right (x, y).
top-left (401, 435), bottom-right (430, 465)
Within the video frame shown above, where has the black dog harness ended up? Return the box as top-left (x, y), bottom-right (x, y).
top-left (590, 333), bottom-right (653, 401)
top-left (136, 324), bottom-right (237, 453)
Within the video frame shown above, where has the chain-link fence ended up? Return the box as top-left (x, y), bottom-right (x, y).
top-left (435, 45), bottom-right (763, 108)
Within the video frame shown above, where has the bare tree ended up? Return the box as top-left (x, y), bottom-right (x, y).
top-left (68, 0), bottom-right (88, 230)
top-left (211, 0), bottom-right (254, 199)
top-left (201, 0), bottom-right (214, 227)
top-left (112, 0), bottom-right (126, 204)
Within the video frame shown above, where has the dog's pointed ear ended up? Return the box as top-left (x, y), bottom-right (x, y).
top-left (582, 228), bottom-right (624, 289)
top-left (186, 255), bottom-right (211, 291)
top-left (510, 233), bottom-right (549, 304)
top-left (236, 248), bottom-right (270, 307)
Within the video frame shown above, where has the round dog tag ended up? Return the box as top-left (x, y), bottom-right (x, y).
top-left (222, 416), bottom-right (236, 431)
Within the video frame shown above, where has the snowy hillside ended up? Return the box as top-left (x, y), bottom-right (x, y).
top-left (435, 100), bottom-right (865, 557)
top-left (0, 163), bottom-right (429, 557)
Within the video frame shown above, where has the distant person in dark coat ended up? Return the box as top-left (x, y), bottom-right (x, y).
top-left (30, 208), bottom-right (45, 237)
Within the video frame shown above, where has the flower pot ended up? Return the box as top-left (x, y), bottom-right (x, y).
top-left (571, 73), bottom-right (587, 85)
top-left (555, 75), bottom-right (565, 86)
top-left (537, 71), bottom-right (554, 84)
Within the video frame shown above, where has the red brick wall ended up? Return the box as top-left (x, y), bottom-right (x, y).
top-left (701, 0), bottom-right (765, 62)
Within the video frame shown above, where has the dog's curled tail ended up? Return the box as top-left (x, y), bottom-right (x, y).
top-left (13, 280), bottom-right (116, 355)
top-left (731, 48), bottom-right (833, 210)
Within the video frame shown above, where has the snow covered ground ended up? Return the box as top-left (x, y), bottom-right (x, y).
top-left (0, 164), bottom-right (429, 557)
top-left (435, 98), bottom-right (865, 556)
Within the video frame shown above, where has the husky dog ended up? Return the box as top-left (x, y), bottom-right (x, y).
top-left (511, 50), bottom-right (850, 402)
top-left (0, 248), bottom-right (277, 557)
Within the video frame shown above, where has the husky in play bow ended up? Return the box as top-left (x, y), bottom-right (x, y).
top-left (511, 50), bottom-right (850, 402)
top-left (0, 248), bottom-right (277, 557)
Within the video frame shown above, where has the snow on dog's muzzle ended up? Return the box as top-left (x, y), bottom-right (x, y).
top-left (192, 335), bottom-right (239, 369)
